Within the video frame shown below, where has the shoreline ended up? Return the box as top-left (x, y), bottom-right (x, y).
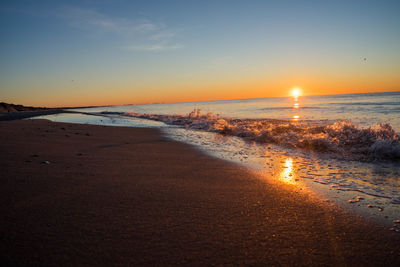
top-left (0, 109), bottom-right (67, 121)
top-left (1, 119), bottom-right (399, 265)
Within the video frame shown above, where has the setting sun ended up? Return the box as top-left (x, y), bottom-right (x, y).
top-left (292, 88), bottom-right (301, 98)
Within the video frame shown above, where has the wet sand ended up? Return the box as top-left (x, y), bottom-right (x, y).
top-left (0, 119), bottom-right (399, 266)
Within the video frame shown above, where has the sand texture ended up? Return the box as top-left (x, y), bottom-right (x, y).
top-left (1, 119), bottom-right (399, 266)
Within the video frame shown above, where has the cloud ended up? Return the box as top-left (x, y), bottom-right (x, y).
top-left (149, 31), bottom-right (176, 41)
top-left (60, 7), bottom-right (182, 52)
top-left (126, 43), bottom-right (183, 52)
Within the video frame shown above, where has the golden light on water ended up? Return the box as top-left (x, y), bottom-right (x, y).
top-left (291, 87), bottom-right (301, 120)
top-left (279, 158), bottom-right (297, 185)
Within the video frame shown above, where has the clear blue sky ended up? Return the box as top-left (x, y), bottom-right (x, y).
top-left (1, 0), bottom-right (399, 106)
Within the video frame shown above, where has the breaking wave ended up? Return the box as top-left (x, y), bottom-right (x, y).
top-left (104, 109), bottom-right (400, 161)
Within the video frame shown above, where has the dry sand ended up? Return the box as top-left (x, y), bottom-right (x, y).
top-left (0, 119), bottom-right (399, 266)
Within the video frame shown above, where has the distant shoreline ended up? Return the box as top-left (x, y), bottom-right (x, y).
top-left (0, 109), bottom-right (68, 121)
top-left (0, 102), bottom-right (111, 121)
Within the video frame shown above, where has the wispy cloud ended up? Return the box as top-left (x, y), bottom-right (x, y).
top-left (60, 7), bottom-right (183, 52)
top-left (126, 43), bottom-right (183, 52)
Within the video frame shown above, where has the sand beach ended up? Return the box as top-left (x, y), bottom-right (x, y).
top-left (1, 119), bottom-right (399, 266)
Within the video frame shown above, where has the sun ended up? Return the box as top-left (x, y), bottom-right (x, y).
top-left (291, 88), bottom-right (301, 98)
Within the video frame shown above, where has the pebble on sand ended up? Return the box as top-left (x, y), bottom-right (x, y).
top-left (348, 196), bottom-right (364, 203)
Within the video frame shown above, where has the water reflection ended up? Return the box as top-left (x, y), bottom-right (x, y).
top-left (292, 94), bottom-right (300, 121)
top-left (34, 112), bottom-right (166, 128)
top-left (279, 158), bottom-right (297, 185)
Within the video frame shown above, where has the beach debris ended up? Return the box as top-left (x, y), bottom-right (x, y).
top-left (367, 204), bottom-right (374, 208)
top-left (42, 161), bottom-right (50, 164)
top-left (393, 220), bottom-right (400, 224)
top-left (378, 207), bottom-right (384, 212)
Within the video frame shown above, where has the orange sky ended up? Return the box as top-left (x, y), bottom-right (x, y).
top-left (1, 1), bottom-right (399, 107)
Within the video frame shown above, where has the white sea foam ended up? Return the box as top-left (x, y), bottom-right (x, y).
top-left (114, 109), bottom-right (400, 161)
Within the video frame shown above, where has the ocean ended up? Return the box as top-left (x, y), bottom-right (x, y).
top-left (37, 91), bottom-right (400, 226)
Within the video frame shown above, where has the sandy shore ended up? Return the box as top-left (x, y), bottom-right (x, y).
top-left (0, 109), bottom-right (66, 121)
top-left (1, 119), bottom-right (399, 266)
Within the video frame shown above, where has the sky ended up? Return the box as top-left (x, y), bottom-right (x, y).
top-left (1, 0), bottom-right (399, 107)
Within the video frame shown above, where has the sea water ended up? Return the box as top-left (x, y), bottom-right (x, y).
top-left (37, 92), bottom-right (400, 228)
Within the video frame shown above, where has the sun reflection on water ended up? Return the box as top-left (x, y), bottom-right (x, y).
top-left (279, 158), bottom-right (297, 185)
top-left (291, 88), bottom-right (301, 120)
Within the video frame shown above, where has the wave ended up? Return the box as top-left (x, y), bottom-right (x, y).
top-left (103, 109), bottom-right (400, 161)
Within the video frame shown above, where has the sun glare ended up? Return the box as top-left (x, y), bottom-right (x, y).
top-left (279, 158), bottom-right (297, 185)
top-left (292, 88), bottom-right (301, 98)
